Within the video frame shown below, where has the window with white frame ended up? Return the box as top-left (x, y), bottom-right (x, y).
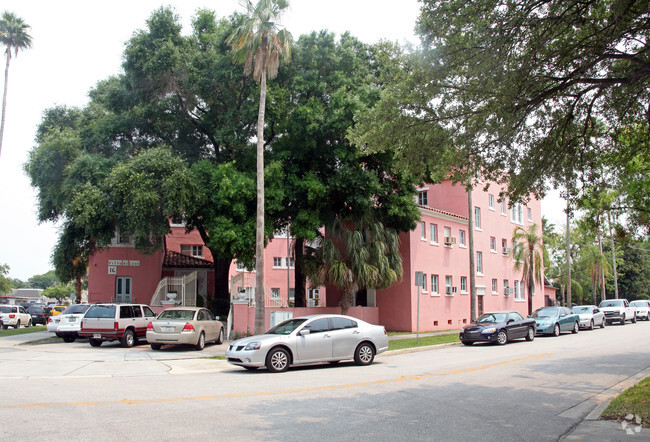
top-left (181, 245), bottom-right (203, 257)
top-left (445, 275), bottom-right (453, 295)
top-left (488, 194), bottom-right (495, 209)
top-left (474, 207), bottom-right (481, 229)
top-left (431, 274), bottom-right (439, 295)
top-left (527, 207), bottom-right (532, 221)
top-left (500, 200), bottom-right (506, 215)
top-left (492, 279), bottom-right (498, 294)
top-left (516, 281), bottom-right (525, 300)
top-left (511, 203), bottom-right (524, 224)
top-left (422, 273), bottom-right (428, 292)
top-left (490, 237), bottom-right (496, 252)
top-left (287, 257), bottom-right (295, 268)
top-left (460, 276), bottom-right (467, 293)
top-left (459, 230), bottom-right (466, 247)
top-left (420, 221), bottom-right (426, 240)
top-left (476, 251), bottom-right (483, 274)
top-left (273, 257), bottom-right (283, 268)
top-left (430, 224), bottom-right (438, 244)
top-left (271, 288), bottom-right (280, 298)
top-left (418, 191), bottom-right (428, 206)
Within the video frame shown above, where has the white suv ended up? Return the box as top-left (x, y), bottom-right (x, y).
top-left (0, 305), bottom-right (31, 329)
top-left (79, 304), bottom-right (156, 347)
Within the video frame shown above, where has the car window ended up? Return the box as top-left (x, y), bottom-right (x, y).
top-left (330, 317), bottom-right (357, 330)
top-left (266, 318), bottom-right (307, 335)
top-left (204, 309), bottom-right (216, 321)
top-left (19, 307), bottom-right (27, 313)
top-left (197, 310), bottom-right (207, 321)
top-left (143, 306), bottom-right (155, 317)
top-left (63, 305), bottom-right (90, 315)
top-left (303, 318), bottom-right (330, 334)
top-left (85, 305), bottom-right (116, 318)
top-left (600, 300), bottom-right (623, 307)
top-left (120, 305), bottom-right (134, 319)
top-left (532, 308), bottom-right (558, 318)
top-left (508, 312), bottom-right (524, 322)
top-left (132, 306), bottom-right (143, 318)
top-left (0, 306), bottom-right (11, 313)
top-left (476, 313), bottom-right (507, 323)
top-left (158, 310), bottom-right (194, 321)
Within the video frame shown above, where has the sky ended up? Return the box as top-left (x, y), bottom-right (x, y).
top-left (0, 0), bottom-right (566, 281)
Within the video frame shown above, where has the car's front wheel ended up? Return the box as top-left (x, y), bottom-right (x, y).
top-left (632, 314), bottom-right (637, 323)
top-left (195, 332), bottom-right (205, 351)
top-left (553, 323), bottom-right (561, 337)
top-left (27, 319), bottom-right (32, 327)
top-left (461, 340), bottom-right (473, 346)
top-left (601, 318), bottom-right (606, 328)
top-left (525, 327), bottom-right (535, 341)
top-left (121, 329), bottom-right (135, 348)
top-left (572, 322), bottom-right (579, 334)
top-left (14, 320), bottom-right (20, 329)
top-left (589, 320), bottom-right (594, 330)
top-left (266, 347), bottom-right (290, 373)
top-left (354, 342), bottom-right (376, 365)
top-left (496, 330), bottom-right (508, 345)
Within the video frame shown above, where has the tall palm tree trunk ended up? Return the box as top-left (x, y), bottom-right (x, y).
top-left (0, 52), bottom-right (11, 158)
top-left (598, 234), bottom-right (606, 301)
top-left (254, 70), bottom-right (267, 334)
top-left (607, 211), bottom-right (619, 299)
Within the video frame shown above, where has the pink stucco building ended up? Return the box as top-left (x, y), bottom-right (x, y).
top-left (87, 179), bottom-right (556, 333)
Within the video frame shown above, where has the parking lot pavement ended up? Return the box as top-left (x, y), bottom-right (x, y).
top-left (0, 330), bottom-right (230, 378)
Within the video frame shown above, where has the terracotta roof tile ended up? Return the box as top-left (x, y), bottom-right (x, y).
top-left (163, 250), bottom-right (213, 268)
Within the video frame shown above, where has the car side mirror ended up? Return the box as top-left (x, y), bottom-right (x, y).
top-left (299, 329), bottom-right (310, 336)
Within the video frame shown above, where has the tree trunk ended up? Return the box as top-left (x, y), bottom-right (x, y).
top-left (598, 234), bottom-right (606, 301)
top-left (607, 211), bottom-right (619, 299)
top-left (75, 278), bottom-right (82, 304)
top-left (528, 264), bottom-right (534, 316)
top-left (565, 195), bottom-right (572, 307)
top-left (0, 51), bottom-right (12, 158)
top-left (254, 70), bottom-right (267, 334)
top-left (293, 237), bottom-right (306, 307)
top-left (340, 282), bottom-right (357, 315)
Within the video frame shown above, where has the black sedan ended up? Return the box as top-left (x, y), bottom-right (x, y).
top-left (459, 310), bottom-right (536, 345)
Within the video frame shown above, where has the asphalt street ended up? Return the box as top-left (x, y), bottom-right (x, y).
top-left (1, 322), bottom-right (649, 441)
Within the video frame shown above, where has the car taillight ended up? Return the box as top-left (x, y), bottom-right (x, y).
top-left (146, 322), bottom-right (153, 330)
top-left (383, 328), bottom-right (387, 335)
top-left (114, 322), bottom-right (119, 330)
top-left (182, 323), bottom-right (195, 331)
top-left (9, 314), bottom-right (15, 318)
top-left (48, 317), bottom-right (53, 323)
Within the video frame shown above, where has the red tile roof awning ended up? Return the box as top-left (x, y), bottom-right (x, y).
top-left (163, 250), bottom-right (213, 268)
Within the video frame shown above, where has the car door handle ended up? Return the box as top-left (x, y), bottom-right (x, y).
top-left (323, 334), bottom-right (331, 338)
top-left (353, 330), bottom-right (360, 334)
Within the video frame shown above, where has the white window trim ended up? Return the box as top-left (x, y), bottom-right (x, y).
top-left (488, 194), bottom-right (495, 211)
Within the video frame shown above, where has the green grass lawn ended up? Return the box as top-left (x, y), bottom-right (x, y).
top-left (388, 333), bottom-right (459, 350)
top-left (0, 325), bottom-right (47, 337)
top-left (601, 376), bottom-right (650, 428)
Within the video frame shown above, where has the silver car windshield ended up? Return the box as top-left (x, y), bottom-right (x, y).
top-left (600, 301), bottom-right (623, 307)
top-left (266, 318), bottom-right (308, 335)
top-left (532, 308), bottom-right (558, 318)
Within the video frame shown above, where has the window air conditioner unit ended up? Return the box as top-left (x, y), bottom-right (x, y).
top-left (504, 288), bottom-right (514, 296)
top-left (444, 237), bottom-right (456, 245)
top-left (502, 247), bottom-right (511, 255)
top-left (445, 287), bottom-right (454, 295)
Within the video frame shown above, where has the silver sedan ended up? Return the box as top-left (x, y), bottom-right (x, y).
top-left (226, 314), bottom-right (389, 372)
top-left (572, 305), bottom-right (606, 330)
top-left (146, 307), bottom-right (224, 351)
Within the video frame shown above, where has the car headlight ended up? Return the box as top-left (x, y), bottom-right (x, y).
top-left (244, 342), bottom-right (261, 351)
top-left (540, 321), bottom-right (552, 326)
top-left (481, 327), bottom-right (497, 334)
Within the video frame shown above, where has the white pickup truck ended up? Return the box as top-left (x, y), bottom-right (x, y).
top-left (599, 299), bottom-right (636, 325)
top-left (79, 304), bottom-right (156, 347)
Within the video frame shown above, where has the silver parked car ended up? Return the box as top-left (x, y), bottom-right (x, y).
top-left (146, 307), bottom-right (224, 351)
top-left (571, 305), bottom-right (606, 330)
top-left (226, 314), bottom-right (389, 372)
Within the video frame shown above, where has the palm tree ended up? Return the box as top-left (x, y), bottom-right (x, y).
top-left (512, 223), bottom-right (544, 315)
top-left (578, 244), bottom-right (611, 306)
top-left (0, 11), bottom-right (32, 158)
top-left (228, 0), bottom-right (291, 334)
top-left (304, 216), bottom-right (403, 315)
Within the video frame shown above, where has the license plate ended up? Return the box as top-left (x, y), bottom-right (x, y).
top-left (69, 317), bottom-right (76, 322)
top-left (161, 327), bottom-right (174, 332)
top-left (93, 334), bottom-right (102, 339)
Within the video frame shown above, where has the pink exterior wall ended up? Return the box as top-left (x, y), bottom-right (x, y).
top-left (166, 225), bottom-right (214, 262)
top-left (377, 180), bottom-right (546, 332)
top-left (231, 303), bottom-right (379, 335)
top-left (88, 247), bottom-right (164, 305)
